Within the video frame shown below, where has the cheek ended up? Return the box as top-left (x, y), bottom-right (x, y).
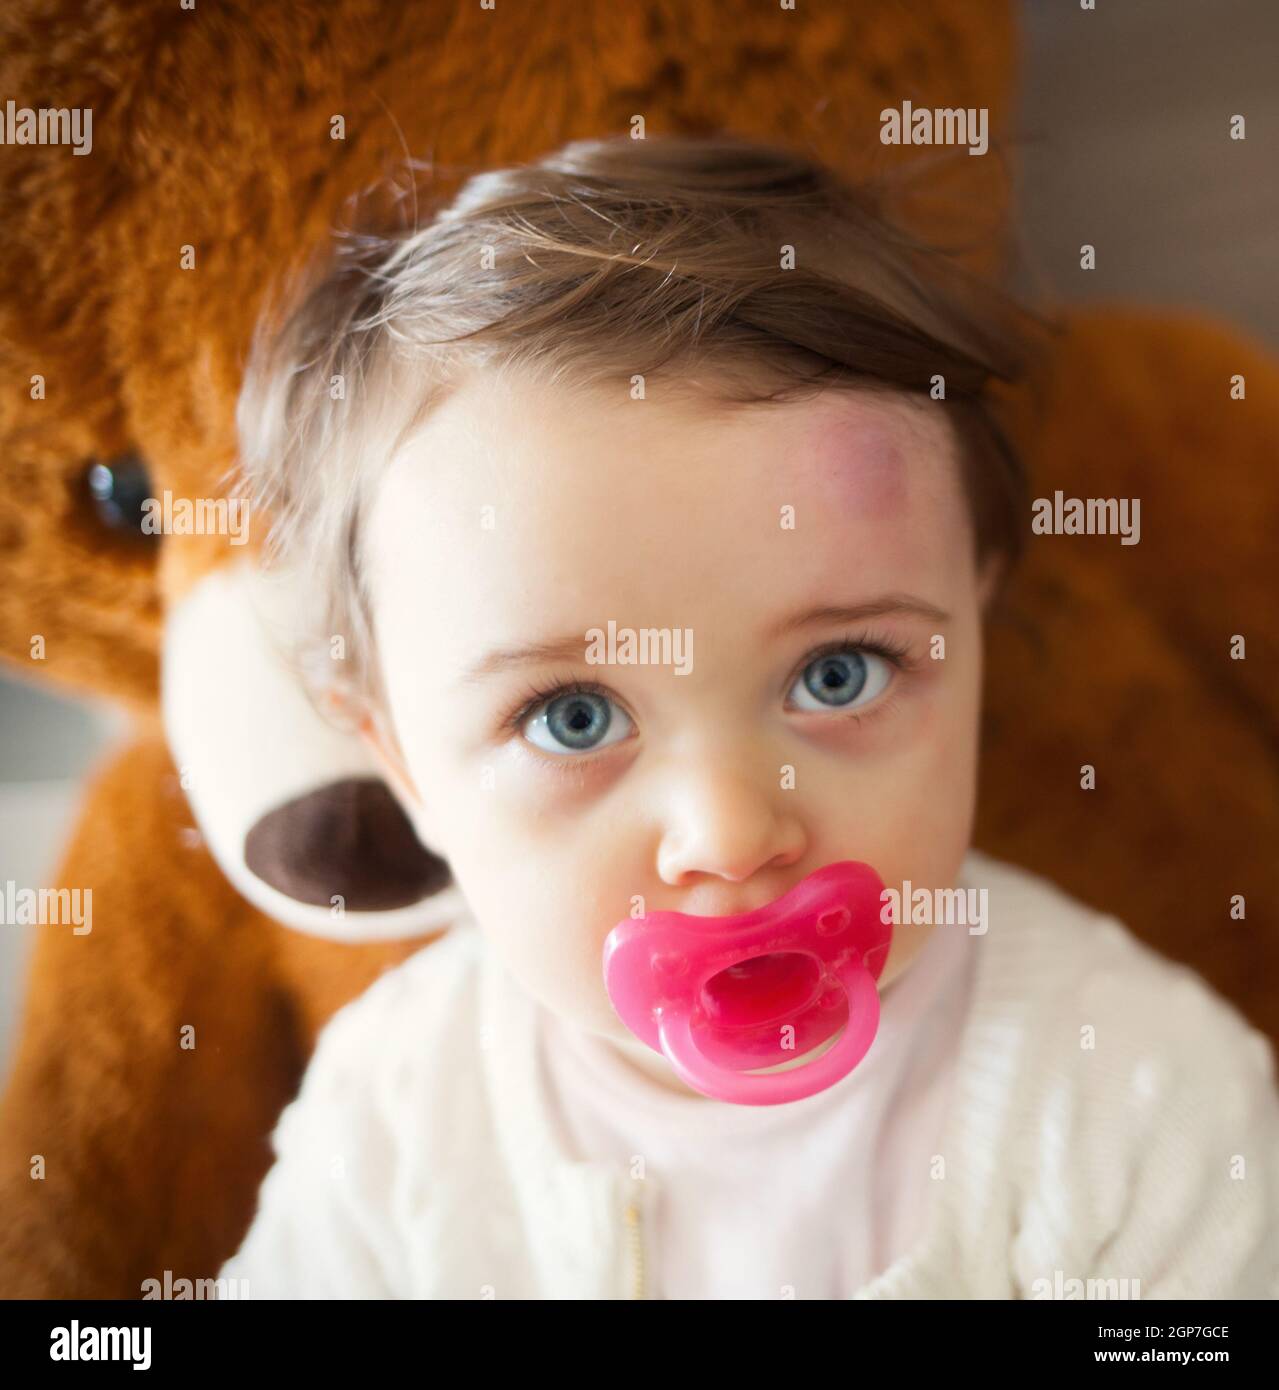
top-left (905, 652), bottom-right (983, 816)
top-left (816, 653), bottom-right (980, 858)
top-left (443, 840), bottom-right (621, 1031)
top-left (491, 740), bottom-right (636, 815)
top-left (880, 679), bottom-right (982, 876)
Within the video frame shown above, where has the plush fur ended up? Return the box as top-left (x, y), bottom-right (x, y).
top-left (1, 0), bottom-right (1273, 1299)
top-left (982, 307), bottom-right (1279, 1041)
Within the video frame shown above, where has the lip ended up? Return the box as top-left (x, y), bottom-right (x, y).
top-left (603, 860), bottom-right (891, 1085)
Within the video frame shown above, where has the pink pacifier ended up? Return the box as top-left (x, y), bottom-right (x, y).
top-left (603, 862), bottom-right (891, 1106)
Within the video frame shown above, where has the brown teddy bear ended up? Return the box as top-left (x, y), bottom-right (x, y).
top-left (1, 0), bottom-right (1274, 1299)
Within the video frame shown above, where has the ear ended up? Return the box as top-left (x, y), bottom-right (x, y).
top-left (976, 551), bottom-right (1006, 612)
top-left (355, 700), bottom-right (418, 805)
top-left (162, 558), bottom-right (464, 940)
top-left (356, 701), bottom-right (440, 848)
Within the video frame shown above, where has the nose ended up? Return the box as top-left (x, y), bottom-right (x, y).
top-left (655, 756), bottom-right (806, 887)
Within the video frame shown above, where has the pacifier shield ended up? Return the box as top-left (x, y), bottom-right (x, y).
top-left (603, 861), bottom-right (891, 1105)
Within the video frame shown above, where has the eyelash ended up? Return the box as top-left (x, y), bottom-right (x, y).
top-left (497, 630), bottom-right (917, 738)
top-left (500, 674), bottom-right (621, 737)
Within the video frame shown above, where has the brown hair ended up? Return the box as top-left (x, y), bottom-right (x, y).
top-left (237, 132), bottom-right (1048, 716)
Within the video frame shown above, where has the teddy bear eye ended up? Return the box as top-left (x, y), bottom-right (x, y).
top-left (85, 453), bottom-right (157, 539)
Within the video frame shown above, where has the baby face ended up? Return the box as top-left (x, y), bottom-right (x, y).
top-left (364, 367), bottom-right (992, 1087)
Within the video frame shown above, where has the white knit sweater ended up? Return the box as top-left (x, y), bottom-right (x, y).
top-left (218, 850), bottom-right (1279, 1298)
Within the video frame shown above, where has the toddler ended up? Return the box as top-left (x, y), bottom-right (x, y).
top-left (217, 134), bottom-right (1279, 1299)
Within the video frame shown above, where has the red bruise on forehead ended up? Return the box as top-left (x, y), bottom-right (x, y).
top-left (796, 404), bottom-right (911, 526)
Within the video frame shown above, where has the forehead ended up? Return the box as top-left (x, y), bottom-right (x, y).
top-left (367, 370), bottom-right (971, 629)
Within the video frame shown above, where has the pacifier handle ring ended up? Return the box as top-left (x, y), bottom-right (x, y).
top-left (655, 963), bottom-right (881, 1106)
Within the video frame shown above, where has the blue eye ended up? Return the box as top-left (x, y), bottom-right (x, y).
top-left (523, 689), bottom-right (634, 755)
top-left (788, 648), bottom-right (892, 712)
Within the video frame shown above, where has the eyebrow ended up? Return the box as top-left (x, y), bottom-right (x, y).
top-left (762, 595), bottom-right (952, 641)
top-left (459, 594), bottom-right (950, 685)
top-left (460, 634), bottom-right (602, 685)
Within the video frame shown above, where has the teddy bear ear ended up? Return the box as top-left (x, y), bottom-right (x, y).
top-left (162, 559), bottom-right (467, 941)
top-left (243, 777), bottom-right (452, 910)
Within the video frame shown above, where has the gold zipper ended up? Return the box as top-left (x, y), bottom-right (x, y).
top-left (623, 1197), bottom-right (647, 1299)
